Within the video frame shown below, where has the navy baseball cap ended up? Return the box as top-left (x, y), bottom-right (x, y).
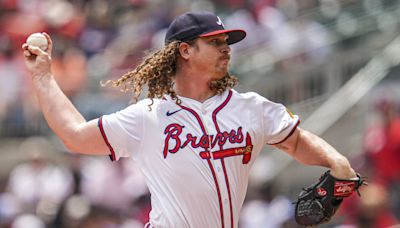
top-left (165, 11), bottom-right (246, 45)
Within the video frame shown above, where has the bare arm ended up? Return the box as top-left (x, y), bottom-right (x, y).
top-left (22, 33), bottom-right (109, 155)
top-left (274, 127), bottom-right (356, 179)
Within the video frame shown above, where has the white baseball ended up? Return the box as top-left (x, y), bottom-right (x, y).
top-left (26, 33), bottom-right (48, 51)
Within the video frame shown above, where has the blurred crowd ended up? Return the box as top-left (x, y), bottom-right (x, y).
top-left (339, 93), bottom-right (400, 228)
top-left (0, 0), bottom-right (400, 227)
top-left (0, 0), bottom-right (375, 137)
top-left (0, 136), bottom-right (150, 228)
top-left (2, 0), bottom-right (400, 135)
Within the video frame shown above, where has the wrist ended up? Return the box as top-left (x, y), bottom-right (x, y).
top-left (32, 72), bottom-right (54, 83)
top-left (329, 157), bottom-right (356, 179)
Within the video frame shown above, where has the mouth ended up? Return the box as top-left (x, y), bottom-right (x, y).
top-left (220, 56), bottom-right (230, 65)
top-left (220, 55), bottom-right (230, 61)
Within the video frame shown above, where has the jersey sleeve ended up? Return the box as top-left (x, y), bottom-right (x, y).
top-left (261, 98), bottom-right (300, 145)
top-left (98, 103), bottom-right (144, 161)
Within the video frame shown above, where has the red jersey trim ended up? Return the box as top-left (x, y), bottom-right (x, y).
top-left (221, 159), bottom-right (234, 228)
top-left (178, 103), bottom-right (225, 228)
top-left (207, 159), bottom-right (225, 228)
top-left (212, 90), bottom-right (234, 228)
top-left (212, 90), bottom-right (233, 134)
top-left (267, 119), bottom-right (300, 145)
top-left (179, 106), bottom-right (207, 133)
top-left (98, 116), bottom-right (117, 161)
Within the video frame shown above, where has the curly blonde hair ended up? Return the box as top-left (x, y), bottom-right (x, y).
top-left (103, 40), bottom-right (238, 107)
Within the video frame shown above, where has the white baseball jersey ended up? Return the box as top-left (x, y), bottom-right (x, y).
top-left (98, 89), bottom-right (299, 228)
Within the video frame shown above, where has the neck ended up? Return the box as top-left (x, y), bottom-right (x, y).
top-left (174, 69), bottom-right (218, 103)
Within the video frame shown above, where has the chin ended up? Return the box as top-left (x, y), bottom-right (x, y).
top-left (216, 67), bottom-right (228, 76)
top-left (214, 72), bottom-right (227, 80)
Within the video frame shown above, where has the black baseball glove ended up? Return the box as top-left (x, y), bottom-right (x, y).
top-left (294, 170), bottom-right (366, 226)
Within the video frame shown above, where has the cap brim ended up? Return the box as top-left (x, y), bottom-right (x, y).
top-left (199, 29), bottom-right (246, 45)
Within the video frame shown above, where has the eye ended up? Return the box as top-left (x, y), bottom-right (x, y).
top-left (209, 38), bottom-right (227, 46)
top-left (210, 39), bottom-right (219, 45)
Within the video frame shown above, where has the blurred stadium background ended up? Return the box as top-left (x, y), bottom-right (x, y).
top-left (1, 0), bottom-right (400, 227)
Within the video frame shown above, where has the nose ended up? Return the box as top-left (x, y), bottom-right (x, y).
top-left (220, 44), bottom-right (231, 54)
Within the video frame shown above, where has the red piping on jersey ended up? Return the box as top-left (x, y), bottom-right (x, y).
top-left (98, 117), bottom-right (117, 161)
top-left (207, 159), bottom-right (224, 227)
top-left (179, 106), bottom-right (207, 134)
top-left (212, 90), bottom-right (234, 228)
top-left (267, 119), bottom-right (300, 145)
top-left (212, 90), bottom-right (233, 134)
top-left (178, 104), bottom-right (225, 228)
top-left (221, 159), bottom-right (233, 228)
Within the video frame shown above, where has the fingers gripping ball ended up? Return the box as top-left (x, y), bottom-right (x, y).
top-left (26, 33), bottom-right (48, 51)
top-left (294, 171), bottom-right (366, 226)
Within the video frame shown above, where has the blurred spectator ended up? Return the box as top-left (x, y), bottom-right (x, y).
top-left (53, 194), bottom-right (91, 228)
top-left (12, 213), bottom-right (46, 228)
top-left (0, 42), bottom-right (24, 122)
top-left (239, 183), bottom-right (295, 228)
top-left (362, 95), bottom-right (400, 220)
top-left (363, 96), bottom-right (400, 185)
top-left (52, 48), bottom-right (88, 98)
top-left (80, 157), bottom-right (149, 223)
top-left (5, 137), bottom-right (74, 225)
top-left (339, 182), bottom-right (399, 228)
top-left (0, 192), bottom-right (21, 225)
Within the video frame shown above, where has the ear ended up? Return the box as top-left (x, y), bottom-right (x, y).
top-left (178, 42), bottom-right (191, 60)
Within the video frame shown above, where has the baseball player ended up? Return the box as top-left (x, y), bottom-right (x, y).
top-left (22, 11), bottom-right (358, 228)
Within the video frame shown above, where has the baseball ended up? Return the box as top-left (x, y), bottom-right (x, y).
top-left (26, 33), bottom-right (48, 51)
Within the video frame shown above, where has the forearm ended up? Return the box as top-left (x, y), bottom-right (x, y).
top-left (276, 128), bottom-right (356, 179)
top-left (295, 130), bottom-right (355, 179)
top-left (294, 130), bottom-right (344, 166)
top-left (33, 74), bottom-right (86, 147)
top-left (22, 34), bottom-right (109, 155)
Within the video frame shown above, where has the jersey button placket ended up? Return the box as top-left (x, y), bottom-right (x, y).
top-left (202, 113), bottom-right (229, 227)
top-left (205, 114), bottom-right (231, 228)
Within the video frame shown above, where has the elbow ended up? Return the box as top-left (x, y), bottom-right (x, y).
top-left (60, 125), bottom-right (88, 154)
top-left (61, 131), bottom-right (86, 154)
top-left (63, 139), bottom-right (81, 154)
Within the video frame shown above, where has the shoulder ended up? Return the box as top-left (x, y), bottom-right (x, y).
top-left (112, 98), bottom-right (164, 119)
top-left (230, 90), bottom-right (287, 112)
top-left (125, 98), bottom-right (163, 110)
top-left (230, 89), bottom-right (268, 103)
